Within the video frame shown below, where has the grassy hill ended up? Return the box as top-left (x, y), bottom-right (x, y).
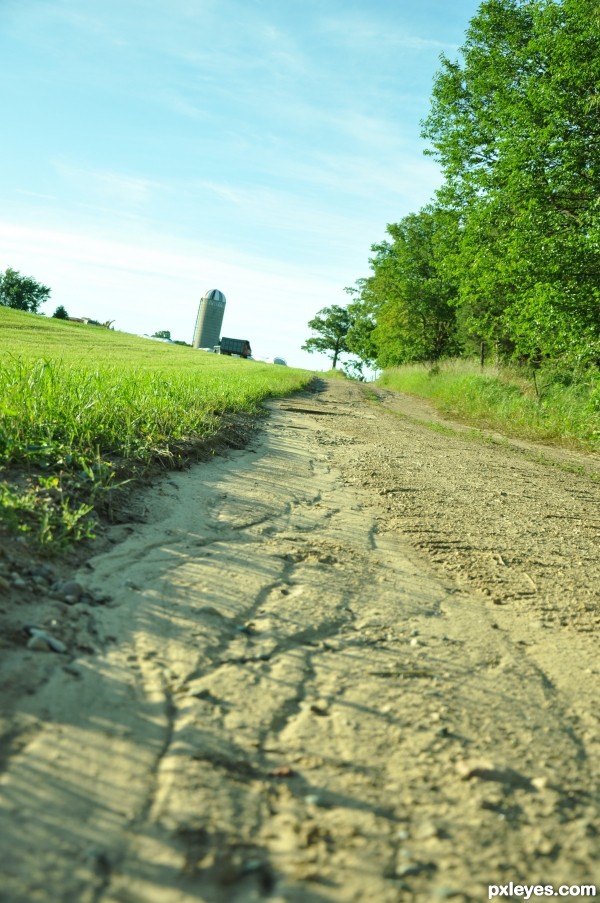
top-left (0, 308), bottom-right (313, 547)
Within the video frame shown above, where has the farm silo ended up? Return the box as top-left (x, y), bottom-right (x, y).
top-left (192, 289), bottom-right (226, 349)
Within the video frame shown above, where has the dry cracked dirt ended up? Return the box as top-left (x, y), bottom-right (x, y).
top-left (0, 378), bottom-right (599, 903)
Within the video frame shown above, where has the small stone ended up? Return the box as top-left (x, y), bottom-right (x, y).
top-left (0, 575), bottom-right (11, 591)
top-left (536, 838), bottom-right (560, 856)
top-left (25, 627), bottom-right (67, 654)
top-left (62, 664), bottom-right (82, 678)
top-left (414, 820), bottom-right (439, 840)
top-left (27, 634), bottom-right (53, 652)
top-left (93, 594), bottom-right (112, 605)
top-left (45, 634), bottom-right (67, 654)
top-left (235, 623), bottom-right (256, 636)
top-left (456, 759), bottom-right (533, 790)
top-left (58, 580), bottom-right (83, 602)
top-left (396, 864), bottom-right (422, 877)
top-left (456, 758), bottom-right (494, 779)
top-left (11, 576), bottom-right (27, 589)
top-left (32, 564), bottom-right (53, 579)
top-left (269, 765), bottom-right (295, 778)
top-left (310, 699), bottom-right (330, 716)
top-left (434, 886), bottom-right (462, 899)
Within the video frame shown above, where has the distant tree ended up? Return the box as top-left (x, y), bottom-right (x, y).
top-left (343, 280), bottom-right (379, 368)
top-left (342, 359), bottom-right (365, 381)
top-left (302, 305), bottom-right (352, 368)
top-left (152, 329), bottom-right (171, 340)
top-left (0, 267), bottom-right (51, 313)
top-left (344, 208), bottom-right (460, 368)
top-left (52, 305), bottom-right (69, 319)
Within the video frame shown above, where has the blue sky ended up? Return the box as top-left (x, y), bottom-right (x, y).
top-left (1, 0), bottom-right (481, 368)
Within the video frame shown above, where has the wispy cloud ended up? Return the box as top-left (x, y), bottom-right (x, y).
top-left (158, 89), bottom-right (208, 120)
top-left (318, 12), bottom-right (458, 53)
top-left (46, 3), bottom-right (130, 47)
top-left (52, 161), bottom-right (164, 207)
top-left (15, 189), bottom-right (60, 202)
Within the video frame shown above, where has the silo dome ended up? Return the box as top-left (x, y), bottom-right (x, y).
top-left (202, 289), bottom-right (226, 303)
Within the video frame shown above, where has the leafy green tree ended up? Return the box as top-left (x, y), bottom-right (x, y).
top-left (52, 305), bottom-right (69, 320)
top-left (0, 267), bottom-right (51, 313)
top-left (343, 281), bottom-right (379, 368)
top-left (346, 208), bottom-right (460, 367)
top-left (422, 0), bottom-right (600, 366)
top-left (302, 305), bottom-right (352, 368)
top-left (152, 329), bottom-right (171, 340)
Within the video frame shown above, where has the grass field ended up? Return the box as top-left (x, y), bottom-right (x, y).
top-left (0, 308), bottom-right (313, 547)
top-left (378, 359), bottom-right (600, 452)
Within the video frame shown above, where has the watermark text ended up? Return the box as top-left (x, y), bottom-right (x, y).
top-left (489, 884), bottom-right (596, 900)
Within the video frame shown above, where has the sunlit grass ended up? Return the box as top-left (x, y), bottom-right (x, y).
top-left (0, 308), bottom-right (313, 547)
top-left (321, 368), bottom-right (348, 380)
top-left (378, 359), bottom-right (600, 452)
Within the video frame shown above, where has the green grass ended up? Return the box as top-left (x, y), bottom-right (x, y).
top-left (321, 368), bottom-right (348, 380)
top-left (378, 359), bottom-right (600, 452)
top-left (0, 308), bottom-right (313, 548)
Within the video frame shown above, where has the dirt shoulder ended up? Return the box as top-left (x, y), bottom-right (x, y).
top-left (0, 378), bottom-right (599, 902)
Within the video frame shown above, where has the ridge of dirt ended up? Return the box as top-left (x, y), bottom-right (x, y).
top-left (0, 379), bottom-right (598, 902)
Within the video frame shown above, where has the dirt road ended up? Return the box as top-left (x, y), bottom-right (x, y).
top-left (1, 378), bottom-right (599, 902)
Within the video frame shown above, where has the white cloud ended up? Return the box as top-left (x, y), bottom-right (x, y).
top-left (318, 12), bottom-right (458, 53)
top-left (52, 161), bottom-right (164, 207)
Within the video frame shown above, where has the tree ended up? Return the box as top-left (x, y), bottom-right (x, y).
top-left (345, 207), bottom-right (461, 367)
top-left (0, 267), bottom-right (51, 313)
top-left (422, 0), bottom-right (600, 366)
top-left (302, 305), bottom-right (352, 368)
top-left (52, 305), bottom-right (69, 319)
top-left (152, 329), bottom-right (171, 340)
top-left (343, 281), bottom-right (379, 368)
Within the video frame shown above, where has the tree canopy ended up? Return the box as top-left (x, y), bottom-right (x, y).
top-left (0, 268), bottom-right (51, 314)
top-left (328, 0), bottom-right (600, 375)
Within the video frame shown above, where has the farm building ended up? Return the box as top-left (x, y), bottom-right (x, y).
top-left (192, 289), bottom-right (226, 349)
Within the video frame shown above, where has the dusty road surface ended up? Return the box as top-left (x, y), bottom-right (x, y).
top-left (1, 378), bottom-right (599, 903)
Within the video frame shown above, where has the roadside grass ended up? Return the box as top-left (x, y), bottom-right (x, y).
top-left (378, 359), bottom-right (600, 452)
top-left (0, 308), bottom-right (313, 548)
top-left (322, 368), bottom-right (348, 380)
